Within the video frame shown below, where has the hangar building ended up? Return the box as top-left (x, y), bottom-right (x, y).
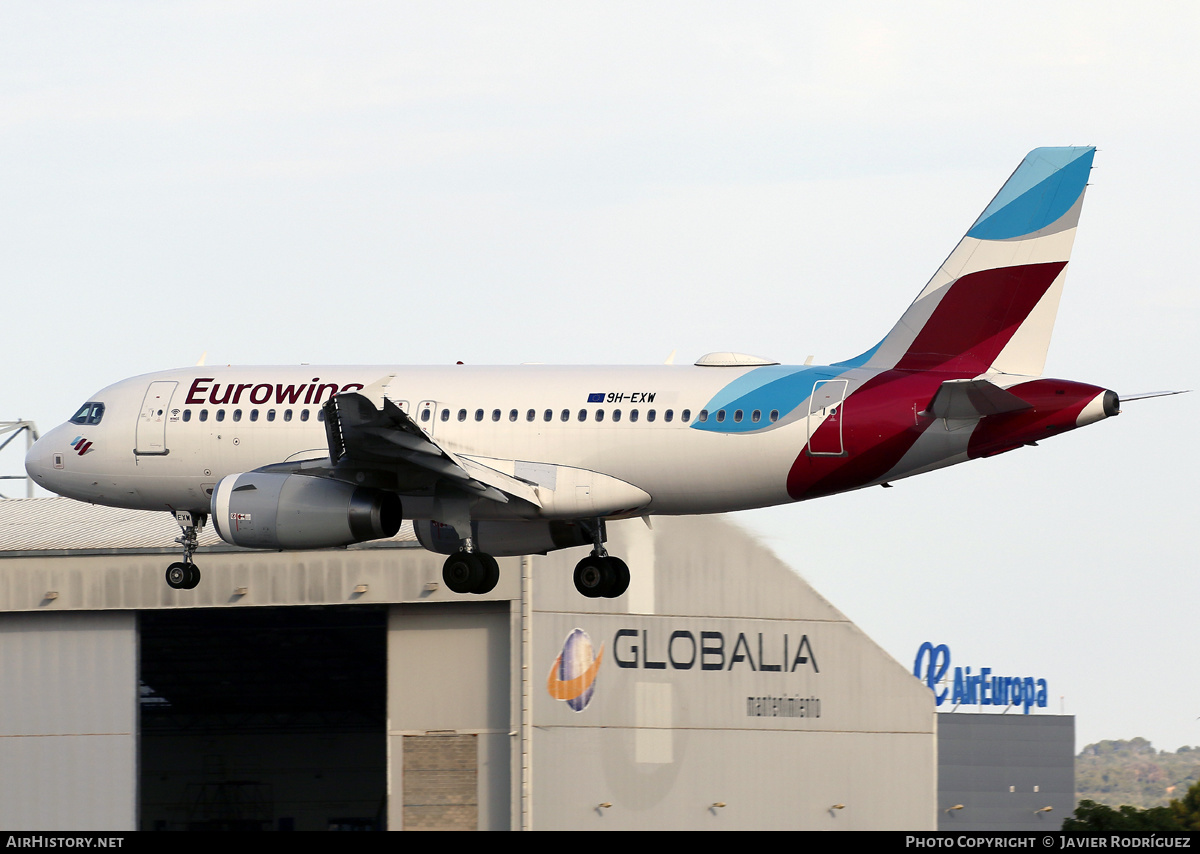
top-left (0, 497), bottom-right (937, 830)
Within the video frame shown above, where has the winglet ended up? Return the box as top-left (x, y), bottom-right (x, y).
top-left (355, 374), bottom-right (397, 409)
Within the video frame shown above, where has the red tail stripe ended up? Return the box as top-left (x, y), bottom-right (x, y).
top-left (894, 262), bottom-right (1066, 373)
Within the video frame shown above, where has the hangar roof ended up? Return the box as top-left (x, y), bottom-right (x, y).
top-left (0, 497), bottom-right (418, 556)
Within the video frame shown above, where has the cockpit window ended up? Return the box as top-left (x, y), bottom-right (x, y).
top-left (69, 402), bottom-right (105, 425)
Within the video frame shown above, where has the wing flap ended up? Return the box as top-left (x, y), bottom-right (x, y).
top-left (322, 392), bottom-right (538, 506)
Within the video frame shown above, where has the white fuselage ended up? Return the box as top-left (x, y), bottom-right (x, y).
top-left (26, 364), bottom-right (816, 519)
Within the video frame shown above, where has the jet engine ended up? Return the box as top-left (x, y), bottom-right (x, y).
top-left (413, 519), bottom-right (596, 557)
top-left (211, 472), bottom-right (402, 550)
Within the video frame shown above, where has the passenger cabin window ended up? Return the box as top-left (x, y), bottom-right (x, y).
top-left (440, 410), bottom-right (449, 422)
top-left (317, 409), bottom-right (325, 422)
top-left (233, 409), bottom-right (242, 422)
top-left (250, 410), bottom-right (259, 422)
top-left (475, 409), bottom-right (484, 422)
top-left (301, 409), bottom-right (310, 422)
top-left (199, 410), bottom-right (209, 422)
top-left (681, 409), bottom-right (690, 422)
top-left (526, 409), bottom-right (535, 422)
top-left (267, 410), bottom-right (276, 422)
top-left (509, 409), bottom-right (518, 422)
top-left (698, 410), bottom-right (709, 422)
top-left (561, 410), bottom-right (570, 422)
top-left (752, 410), bottom-right (761, 423)
top-left (612, 409), bottom-right (621, 422)
top-left (420, 409), bottom-right (431, 423)
top-left (492, 409), bottom-right (501, 422)
top-left (284, 409), bottom-right (293, 422)
top-left (577, 409), bottom-right (587, 422)
top-left (769, 410), bottom-right (779, 422)
top-left (69, 402), bottom-right (105, 425)
top-left (544, 409), bottom-right (552, 422)
top-left (647, 410), bottom-right (656, 422)
top-left (215, 410), bottom-right (226, 422)
top-left (182, 410), bottom-right (192, 422)
top-left (595, 409), bottom-right (605, 422)
top-left (630, 410), bottom-right (639, 422)
top-left (458, 409), bottom-right (467, 422)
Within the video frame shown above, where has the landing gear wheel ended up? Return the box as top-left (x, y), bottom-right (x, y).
top-left (166, 562), bottom-right (189, 590)
top-left (166, 562), bottom-right (201, 590)
top-left (606, 556), bottom-right (630, 598)
top-left (574, 555), bottom-right (614, 598)
top-left (443, 552), bottom-right (485, 594)
top-left (475, 554), bottom-right (500, 595)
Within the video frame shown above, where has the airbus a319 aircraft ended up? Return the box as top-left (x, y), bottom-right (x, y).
top-left (27, 146), bottom-right (1126, 598)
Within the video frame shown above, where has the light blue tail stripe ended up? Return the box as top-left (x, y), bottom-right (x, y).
top-left (967, 146), bottom-right (1094, 241)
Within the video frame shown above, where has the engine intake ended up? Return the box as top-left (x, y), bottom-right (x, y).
top-left (211, 472), bottom-right (402, 550)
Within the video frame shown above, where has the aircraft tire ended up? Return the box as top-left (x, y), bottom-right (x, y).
top-left (166, 562), bottom-right (190, 590)
top-left (184, 564), bottom-right (202, 590)
top-left (443, 552), bottom-right (484, 594)
top-left (573, 555), bottom-right (613, 598)
top-left (604, 556), bottom-right (630, 598)
top-left (474, 553), bottom-right (500, 595)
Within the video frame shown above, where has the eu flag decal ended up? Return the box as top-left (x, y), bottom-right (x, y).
top-left (587, 392), bottom-right (605, 403)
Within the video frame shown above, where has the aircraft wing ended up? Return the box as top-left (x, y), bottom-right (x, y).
top-left (320, 392), bottom-right (540, 506)
top-left (920, 378), bottom-right (1034, 420)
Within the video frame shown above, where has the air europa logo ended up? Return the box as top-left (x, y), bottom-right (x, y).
top-left (183, 377), bottom-right (366, 407)
top-left (546, 629), bottom-right (604, 712)
top-left (68, 436), bottom-right (93, 455)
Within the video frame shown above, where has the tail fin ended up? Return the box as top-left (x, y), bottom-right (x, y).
top-left (852, 146), bottom-right (1095, 377)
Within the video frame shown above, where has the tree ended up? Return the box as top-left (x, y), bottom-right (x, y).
top-left (1062, 799), bottom-right (1181, 832)
top-left (1170, 779), bottom-right (1200, 830)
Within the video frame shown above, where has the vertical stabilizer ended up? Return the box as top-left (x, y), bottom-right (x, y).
top-left (859, 146), bottom-right (1095, 377)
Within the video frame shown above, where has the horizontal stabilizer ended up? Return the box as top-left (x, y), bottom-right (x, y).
top-left (1119, 390), bottom-right (1190, 402)
top-left (921, 379), bottom-right (1033, 420)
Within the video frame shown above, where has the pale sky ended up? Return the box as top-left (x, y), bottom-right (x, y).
top-left (1, 2), bottom-right (1196, 752)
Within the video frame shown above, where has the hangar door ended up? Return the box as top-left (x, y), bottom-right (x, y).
top-left (139, 605), bottom-right (387, 831)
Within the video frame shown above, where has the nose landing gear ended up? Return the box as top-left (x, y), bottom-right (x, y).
top-left (166, 510), bottom-right (206, 590)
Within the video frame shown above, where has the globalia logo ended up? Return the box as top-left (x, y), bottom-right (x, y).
top-left (546, 628), bottom-right (604, 712)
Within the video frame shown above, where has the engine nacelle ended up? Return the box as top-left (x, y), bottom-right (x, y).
top-left (211, 472), bottom-right (402, 550)
top-left (413, 519), bottom-right (596, 557)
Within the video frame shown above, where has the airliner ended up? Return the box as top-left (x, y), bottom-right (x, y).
top-left (26, 146), bottom-right (1126, 598)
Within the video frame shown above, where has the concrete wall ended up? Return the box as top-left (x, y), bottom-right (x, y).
top-left (938, 713), bottom-right (1074, 831)
top-left (387, 603), bottom-right (513, 831)
top-left (0, 611), bottom-right (137, 831)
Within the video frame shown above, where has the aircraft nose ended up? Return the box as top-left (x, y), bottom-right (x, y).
top-left (24, 432), bottom-right (53, 485)
top-left (24, 425), bottom-right (73, 495)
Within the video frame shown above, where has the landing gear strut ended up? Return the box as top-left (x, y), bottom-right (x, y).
top-left (441, 537), bottom-right (500, 595)
top-left (166, 510), bottom-right (206, 590)
top-left (572, 521), bottom-right (630, 598)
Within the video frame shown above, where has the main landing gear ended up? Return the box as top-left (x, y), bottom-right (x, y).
top-left (572, 521), bottom-right (629, 599)
top-left (438, 523), bottom-right (631, 599)
top-left (166, 510), bottom-right (206, 590)
top-left (441, 539), bottom-right (500, 595)
top-left (572, 553), bottom-right (629, 598)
